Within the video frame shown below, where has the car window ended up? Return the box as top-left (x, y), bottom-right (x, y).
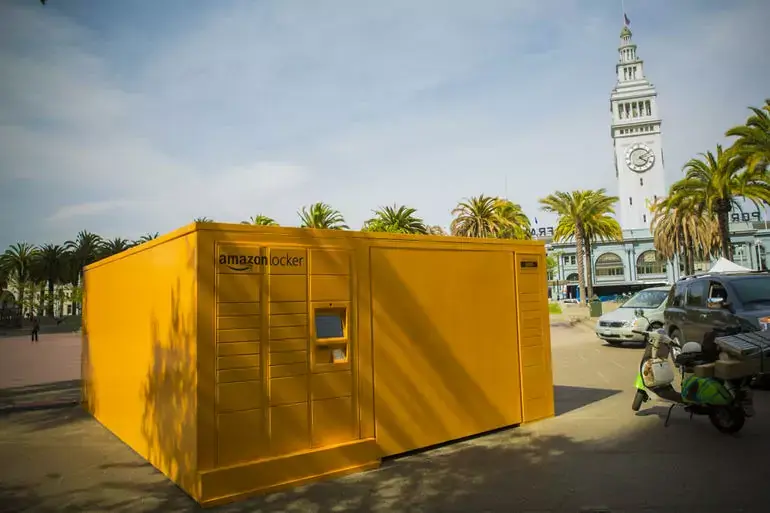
top-left (685, 280), bottom-right (708, 307)
top-left (669, 283), bottom-right (686, 307)
top-left (708, 281), bottom-right (729, 301)
top-left (624, 289), bottom-right (670, 308)
top-left (728, 276), bottom-right (770, 309)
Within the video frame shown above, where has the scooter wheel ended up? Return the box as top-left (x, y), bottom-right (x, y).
top-left (631, 389), bottom-right (648, 411)
top-left (708, 406), bottom-right (746, 434)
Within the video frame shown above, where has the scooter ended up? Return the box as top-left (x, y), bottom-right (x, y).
top-left (630, 310), bottom-right (755, 434)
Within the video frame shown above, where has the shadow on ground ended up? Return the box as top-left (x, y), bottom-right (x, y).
top-left (4, 386), bottom-right (770, 512)
top-left (2, 405), bottom-right (89, 434)
top-left (0, 380), bottom-right (81, 399)
top-left (0, 420), bottom-right (617, 513)
top-left (553, 385), bottom-right (621, 416)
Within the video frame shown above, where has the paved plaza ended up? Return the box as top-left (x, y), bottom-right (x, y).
top-left (1, 324), bottom-right (770, 512)
top-left (0, 332), bottom-right (81, 390)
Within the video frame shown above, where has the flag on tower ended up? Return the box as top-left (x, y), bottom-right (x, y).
top-left (624, 13), bottom-right (631, 26)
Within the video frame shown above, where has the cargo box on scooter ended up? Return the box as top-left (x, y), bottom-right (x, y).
top-left (694, 363), bottom-right (715, 378)
top-left (714, 332), bottom-right (770, 379)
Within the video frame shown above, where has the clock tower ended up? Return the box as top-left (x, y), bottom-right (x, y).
top-left (610, 22), bottom-right (667, 231)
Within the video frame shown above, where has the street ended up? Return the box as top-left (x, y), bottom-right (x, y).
top-left (1, 324), bottom-right (770, 512)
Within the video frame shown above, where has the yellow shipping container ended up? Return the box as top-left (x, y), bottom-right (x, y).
top-left (82, 222), bottom-right (554, 507)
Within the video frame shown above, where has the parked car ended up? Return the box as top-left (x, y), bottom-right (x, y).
top-left (663, 272), bottom-right (770, 348)
top-left (594, 285), bottom-right (671, 346)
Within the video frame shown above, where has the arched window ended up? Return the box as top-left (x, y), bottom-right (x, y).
top-left (566, 273), bottom-right (579, 283)
top-left (595, 253), bottom-right (625, 279)
top-left (636, 250), bottom-right (667, 276)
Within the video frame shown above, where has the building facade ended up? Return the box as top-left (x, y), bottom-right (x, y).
top-left (547, 219), bottom-right (770, 300)
top-left (544, 20), bottom-right (770, 300)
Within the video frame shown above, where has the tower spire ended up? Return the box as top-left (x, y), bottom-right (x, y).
top-left (609, 19), bottom-right (667, 232)
top-left (621, 2), bottom-right (631, 38)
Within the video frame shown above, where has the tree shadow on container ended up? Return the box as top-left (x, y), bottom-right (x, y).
top-left (81, 293), bottom-right (97, 421)
top-left (553, 385), bottom-right (621, 416)
top-left (363, 248), bottom-right (521, 456)
top-left (140, 278), bottom-right (198, 498)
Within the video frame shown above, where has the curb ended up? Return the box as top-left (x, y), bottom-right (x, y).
top-left (0, 399), bottom-right (81, 415)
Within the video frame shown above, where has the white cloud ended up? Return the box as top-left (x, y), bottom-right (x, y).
top-left (48, 200), bottom-right (133, 222)
top-left (1, 0), bottom-right (769, 246)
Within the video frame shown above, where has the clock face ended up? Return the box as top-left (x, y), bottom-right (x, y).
top-left (625, 143), bottom-right (655, 173)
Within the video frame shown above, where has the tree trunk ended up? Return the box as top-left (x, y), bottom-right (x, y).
top-left (72, 270), bottom-right (82, 316)
top-left (38, 283), bottom-right (45, 316)
top-left (717, 208), bottom-right (732, 260)
top-left (20, 283), bottom-right (27, 318)
top-left (575, 227), bottom-right (587, 305)
top-left (57, 286), bottom-right (64, 318)
top-left (584, 240), bottom-right (595, 299)
top-left (682, 231), bottom-right (694, 275)
top-left (47, 279), bottom-right (55, 317)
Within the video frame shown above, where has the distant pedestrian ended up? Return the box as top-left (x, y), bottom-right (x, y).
top-left (31, 316), bottom-right (40, 343)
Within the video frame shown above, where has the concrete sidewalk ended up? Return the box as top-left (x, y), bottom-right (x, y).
top-left (0, 333), bottom-right (81, 390)
top-left (2, 324), bottom-right (770, 512)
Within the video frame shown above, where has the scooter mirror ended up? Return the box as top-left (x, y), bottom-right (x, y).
top-left (634, 308), bottom-right (645, 318)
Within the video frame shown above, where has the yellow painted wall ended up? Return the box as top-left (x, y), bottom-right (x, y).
top-left (84, 223), bottom-right (553, 506)
top-left (82, 227), bottom-right (199, 498)
top-left (515, 253), bottom-right (555, 423)
top-left (195, 227), bottom-right (378, 505)
top-left (196, 229), bottom-right (368, 464)
top-left (370, 245), bottom-right (524, 456)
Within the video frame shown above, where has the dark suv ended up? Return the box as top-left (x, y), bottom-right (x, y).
top-left (664, 272), bottom-right (770, 348)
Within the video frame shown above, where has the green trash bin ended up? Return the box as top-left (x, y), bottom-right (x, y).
top-left (589, 297), bottom-right (603, 318)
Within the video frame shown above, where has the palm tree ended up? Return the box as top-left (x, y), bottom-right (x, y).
top-left (194, 217), bottom-right (213, 223)
top-left (298, 203), bottom-right (348, 230)
top-left (37, 243), bottom-right (67, 317)
top-left (362, 204), bottom-right (428, 234)
top-left (428, 225), bottom-right (447, 236)
top-left (539, 189), bottom-right (620, 304)
top-left (102, 237), bottom-right (133, 257)
top-left (557, 213), bottom-right (623, 299)
top-left (496, 199), bottom-right (533, 240)
top-left (651, 196), bottom-right (719, 275)
top-left (0, 242), bottom-right (39, 315)
top-left (28, 257), bottom-right (47, 317)
top-left (64, 231), bottom-right (104, 314)
top-left (135, 232), bottom-right (160, 245)
top-left (668, 144), bottom-right (770, 259)
top-left (577, 192), bottom-right (622, 299)
top-left (450, 195), bottom-right (531, 239)
top-left (451, 195), bottom-right (499, 237)
top-left (241, 214), bottom-right (278, 226)
top-left (726, 99), bottom-right (770, 176)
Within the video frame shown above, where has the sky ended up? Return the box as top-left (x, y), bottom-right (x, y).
top-left (1, 0), bottom-right (769, 248)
